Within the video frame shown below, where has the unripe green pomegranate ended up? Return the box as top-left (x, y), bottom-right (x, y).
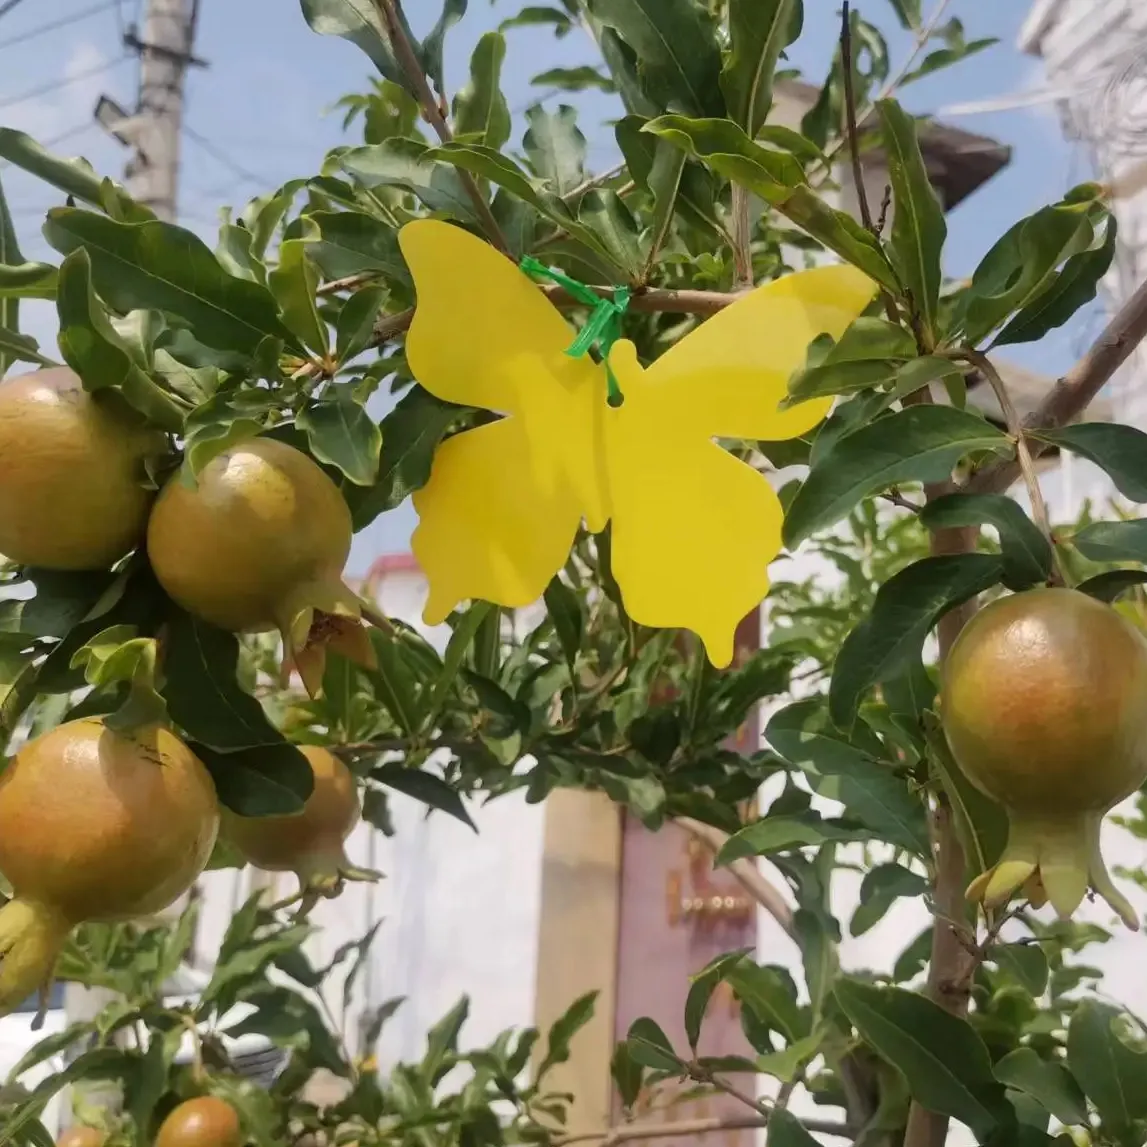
top-left (941, 587), bottom-right (1147, 928)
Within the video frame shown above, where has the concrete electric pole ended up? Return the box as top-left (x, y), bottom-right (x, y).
top-left (95, 0), bottom-right (205, 222)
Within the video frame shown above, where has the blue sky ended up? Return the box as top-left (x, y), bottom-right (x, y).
top-left (0, 0), bottom-right (1099, 569)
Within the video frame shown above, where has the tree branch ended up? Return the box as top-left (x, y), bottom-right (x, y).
top-left (374, 0), bottom-right (510, 256)
top-left (968, 274), bottom-right (1147, 494)
top-left (555, 1112), bottom-right (855, 1146)
top-left (370, 285), bottom-right (749, 347)
top-left (674, 817), bottom-right (795, 940)
top-left (730, 186), bottom-right (754, 289)
top-left (840, 3), bottom-right (874, 234)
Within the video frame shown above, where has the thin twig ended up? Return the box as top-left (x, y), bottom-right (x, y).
top-left (317, 272), bottom-right (379, 297)
top-left (554, 1112), bottom-right (854, 1146)
top-left (959, 348), bottom-right (1064, 584)
top-left (369, 284), bottom-right (749, 347)
top-left (730, 185), bottom-right (754, 289)
top-left (373, 0), bottom-right (510, 256)
top-left (675, 817), bottom-right (795, 939)
top-left (840, 3), bottom-right (874, 234)
top-left (820, 0), bottom-right (955, 171)
top-left (969, 273), bottom-right (1147, 495)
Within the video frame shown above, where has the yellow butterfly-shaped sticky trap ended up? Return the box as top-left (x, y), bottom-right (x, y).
top-left (399, 219), bottom-right (875, 668)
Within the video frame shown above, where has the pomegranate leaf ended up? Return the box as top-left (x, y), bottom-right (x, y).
top-left (834, 979), bottom-right (1014, 1140)
top-left (783, 406), bottom-right (1010, 548)
top-left (828, 552), bottom-right (1005, 727)
top-left (371, 761), bottom-right (476, 830)
top-left (1035, 423), bottom-right (1147, 503)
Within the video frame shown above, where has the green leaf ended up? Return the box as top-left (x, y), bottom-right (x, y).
top-left (341, 139), bottom-right (478, 222)
top-left (225, 984), bottom-right (348, 1075)
top-left (780, 185), bottom-right (900, 292)
top-left (55, 248), bottom-right (186, 432)
top-left (890, 355), bottom-right (969, 406)
top-left (625, 1016), bottom-right (681, 1072)
top-left (0, 128), bottom-right (147, 221)
top-left (500, 7), bottom-right (574, 37)
top-left (995, 213), bottom-right (1116, 347)
top-left (900, 38), bottom-right (998, 86)
top-left (684, 950), bottom-right (750, 1051)
top-left (994, 1048), bottom-right (1088, 1127)
top-left (727, 962), bottom-right (805, 1042)
top-left (44, 208), bottom-right (296, 357)
top-left (1, 1049), bottom-right (131, 1141)
top-left (783, 406), bottom-right (1009, 548)
top-left (345, 385), bottom-right (465, 530)
top-left (336, 284), bottom-right (388, 364)
top-left (586, 0), bottom-right (724, 117)
top-left (299, 0), bottom-right (420, 93)
top-left (835, 979), bottom-right (1012, 1140)
top-left (1077, 569), bottom-right (1147, 603)
top-left (722, 0), bottom-right (802, 136)
top-left (645, 114), bottom-right (804, 201)
top-left (371, 762), bottom-right (476, 830)
top-left (578, 189), bottom-right (642, 279)
top-left (957, 187), bottom-right (1105, 345)
top-left (424, 602), bottom-right (494, 727)
top-left (68, 625), bottom-right (167, 733)
top-left (216, 223), bottom-right (264, 284)
top-left (876, 100), bottom-right (946, 344)
top-left (767, 702), bottom-right (928, 854)
top-left (366, 628), bottom-right (425, 736)
top-left (297, 384), bottom-right (381, 486)
top-left (719, 812), bottom-right (869, 862)
top-left (850, 863), bottom-right (928, 936)
top-left (538, 990), bottom-right (597, 1076)
top-left (992, 943), bottom-right (1049, 996)
top-left (1072, 518), bottom-right (1147, 563)
top-left (453, 32), bottom-right (512, 150)
top-left (1035, 423), bottom-right (1147, 502)
top-left (421, 0), bottom-right (469, 92)
top-left (829, 554), bottom-right (1004, 726)
top-left (524, 104), bottom-right (587, 196)
top-left (0, 171), bottom-right (21, 378)
top-left (920, 493), bottom-right (1052, 588)
top-left (268, 238), bottom-right (327, 356)
top-left (544, 577), bottom-right (583, 670)
top-left (194, 741), bottom-right (315, 817)
top-left (643, 141), bottom-right (687, 266)
top-left (1067, 1001), bottom-right (1147, 1132)
top-left (308, 210), bottom-right (409, 282)
top-left (179, 394), bottom-right (267, 482)
top-left (0, 326), bottom-right (55, 372)
top-left (163, 609), bottom-right (296, 751)
top-left (787, 359), bottom-right (902, 403)
top-left (531, 66), bottom-right (616, 92)
top-left (611, 1041), bottom-right (645, 1107)
top-left (0, 260), bottom-right (57, 301)
top-left (765, 1109), bottom-right (820, 1147)
top-left (885, 0), bottom-right (921, 28)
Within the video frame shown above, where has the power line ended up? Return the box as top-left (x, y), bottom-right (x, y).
top-left (0, 1), bottom-right (118, 52)
top-left (182, 123), bottom-right (270, 188)
top-left (0, 53), bottom-right (130, 112)
top-left (0, 0), bottom-right (31, 21)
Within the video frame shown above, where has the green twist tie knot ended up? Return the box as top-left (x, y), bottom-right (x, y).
top-left (520, 255), bottom-right (630, 407)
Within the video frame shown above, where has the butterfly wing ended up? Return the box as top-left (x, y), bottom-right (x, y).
top-left (400, 220), bottom-right (608, 621)
top-left (599, 264), bottom-right (875, 663)
top-left (634, 264), bottom-right (877, 440)
top-left (601, 368), bottom-right (783, 668)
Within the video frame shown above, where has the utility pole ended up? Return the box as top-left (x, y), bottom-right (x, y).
top-left (95, 0), bottom-right (206, 222)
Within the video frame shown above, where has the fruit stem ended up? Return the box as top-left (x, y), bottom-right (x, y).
top-left (0, 898), bottom-right (71, 1017)
top-left (959, 348), bottom-right (1070, 587)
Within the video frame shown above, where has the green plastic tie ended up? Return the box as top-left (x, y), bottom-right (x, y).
top-left (520, 256), bottom-right (630, 407)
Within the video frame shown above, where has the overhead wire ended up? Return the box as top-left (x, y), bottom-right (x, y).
top-left (0, 1), bottom-right (119, 52)
top-left (182, 123), bottom-right (273, 189)
top-left (0, 0), bottom-right (30, 21)
top-left (0, 53), bottom-right (130, 112)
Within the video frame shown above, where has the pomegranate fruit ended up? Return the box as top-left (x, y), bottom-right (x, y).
top-left (0, 718), bottom-right (218, 1013)
top-left (223, 746), bottom-right (360, 899)
top-left (155, 1096), bottom-right (241, 1147)
top-left (941, 587), bottom-right (1147, 928)
top-left (55, 1128), bottom-right (106, 1147)
top-left (0, 367), bottom-right (165, 570)
top-left (146, 437), bottom-right (375, 697)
